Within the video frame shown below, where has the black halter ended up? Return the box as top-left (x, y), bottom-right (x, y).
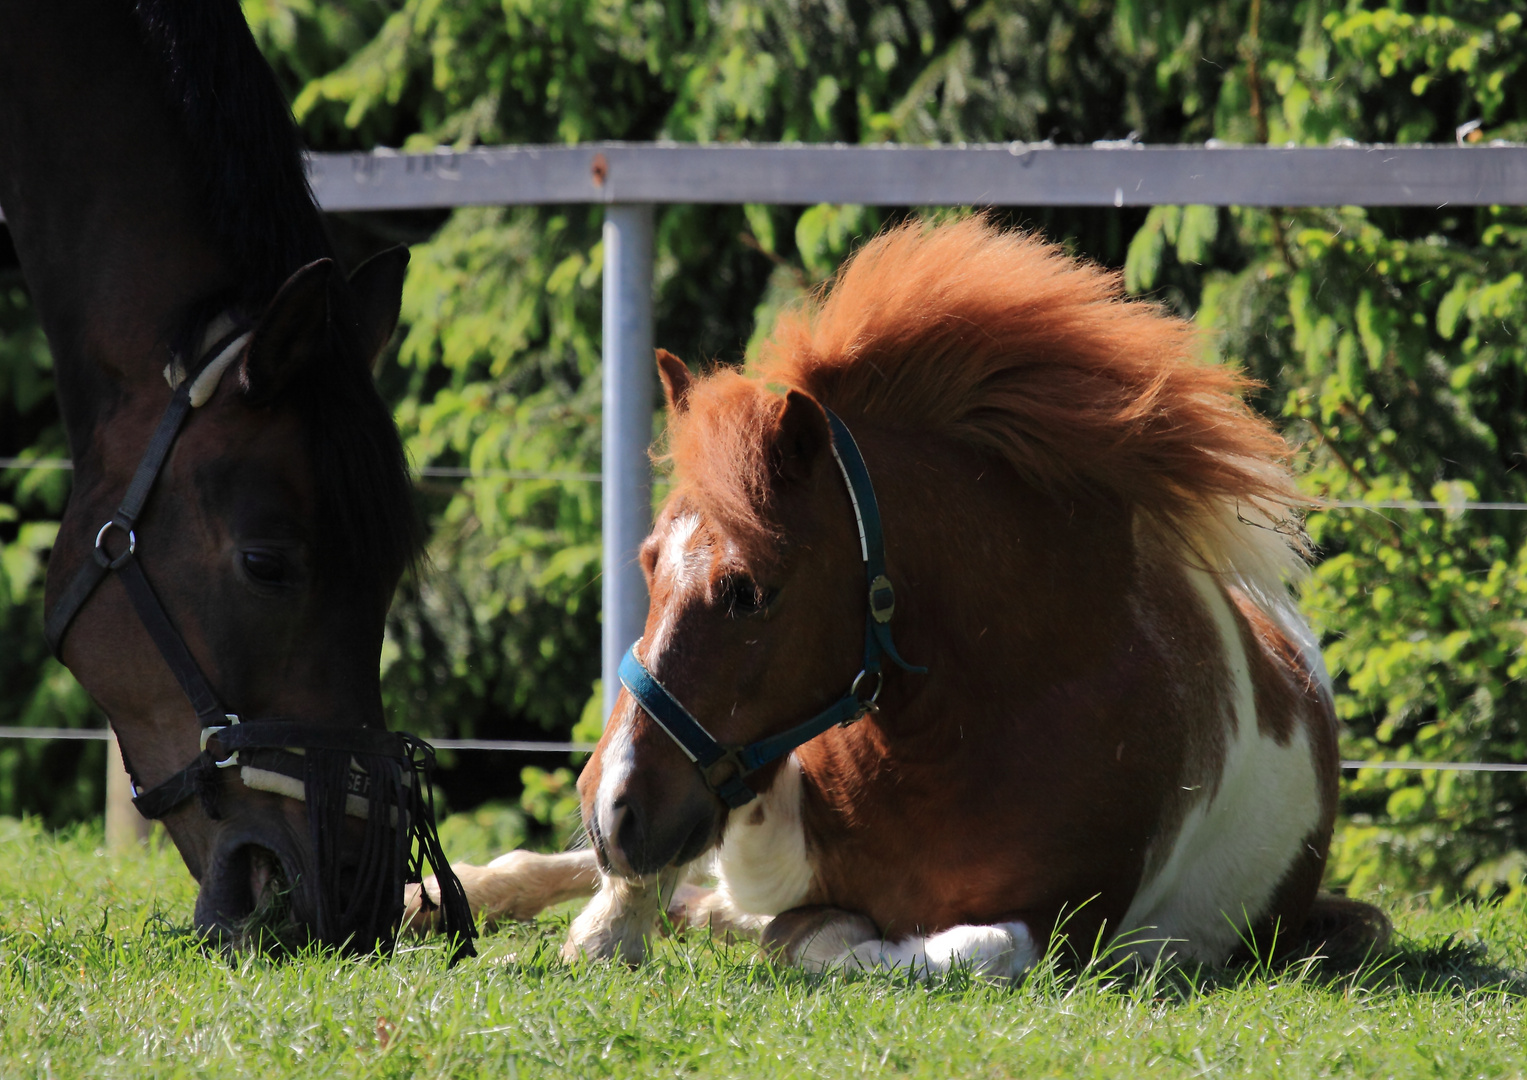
top-left (45, 328), bottom-right (475, 962)
top-left (618, 407), bottom-right (926, 808)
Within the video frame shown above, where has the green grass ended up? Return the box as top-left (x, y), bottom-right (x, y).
top-left (0, 817), bottom-right (1524, 1079)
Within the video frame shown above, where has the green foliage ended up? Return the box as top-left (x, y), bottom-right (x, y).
top-left (0, 257), bottom-right (100, 824)
top-left (1121, 1), bottom-right (1527, 900)
top-left (380, 206), bottom-right (605, 746)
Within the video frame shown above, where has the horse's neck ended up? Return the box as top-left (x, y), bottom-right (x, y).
top-left (0, 0), bottom-right (232, 451)
top-left (839, 427), bottom-right (1137, 750)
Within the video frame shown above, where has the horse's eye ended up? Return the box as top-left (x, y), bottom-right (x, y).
top-left (241, 549), bottom-right (288, 585)
top-left (719, 573), bottom-right (773, 618)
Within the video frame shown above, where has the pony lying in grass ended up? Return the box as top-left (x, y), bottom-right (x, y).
top-left (409, 217), bottom-right (1379, 978)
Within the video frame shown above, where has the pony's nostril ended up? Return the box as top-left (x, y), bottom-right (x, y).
top-left (599, 799), bottom-right (646, 878)
top-left (613, 800), bottom-right (642, 858)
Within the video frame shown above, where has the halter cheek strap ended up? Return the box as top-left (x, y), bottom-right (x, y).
top-left (619, 407), bottom-right (926, 809)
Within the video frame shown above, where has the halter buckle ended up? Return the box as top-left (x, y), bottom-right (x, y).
top-left (93, 520), bottom-right (137, 570)
top-left (200, 714), bottom-right (242, 768)
top-left (702, 748), bottom-right (748, 793)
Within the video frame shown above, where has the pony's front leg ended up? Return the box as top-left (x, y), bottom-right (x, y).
top-left (403, 849), bottom-right (601, 934)
top-left (562, 865), bottom-right (690, 965)
top-left (764, 906), bottom-right (1040, 984)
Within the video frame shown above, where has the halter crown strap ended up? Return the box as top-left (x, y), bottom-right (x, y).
top-left (44, 326), bottom-right (251, 663)
top-left (619, 406), bottom-right (925, 809)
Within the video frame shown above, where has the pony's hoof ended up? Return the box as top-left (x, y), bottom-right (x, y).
top-left (400, 878), bottom-right (442, 936)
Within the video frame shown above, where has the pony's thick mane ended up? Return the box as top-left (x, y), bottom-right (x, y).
top-left (669, 217), bottom-right (1305, 597)
top-left (132, 0), bottom-right (421, 582)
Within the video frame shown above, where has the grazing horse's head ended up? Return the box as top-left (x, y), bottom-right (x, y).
top-left (49, 251), bottom-right (426, 950)
top-left (1, 0), bottom-right (472, 957)
top-left (581, 352), bottom-right (873, 878)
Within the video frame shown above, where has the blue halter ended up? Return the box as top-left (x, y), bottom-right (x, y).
top-left (618, 407), bottom-right (926, 808)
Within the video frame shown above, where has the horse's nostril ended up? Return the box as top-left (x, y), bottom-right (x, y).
top-left (248, 845), bottom-right (283, 909)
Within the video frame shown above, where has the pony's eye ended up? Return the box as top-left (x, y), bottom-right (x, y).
top-left (719, 574), bottom-right (773, 618)
top-left (241, 549), bottom-right (289, 586)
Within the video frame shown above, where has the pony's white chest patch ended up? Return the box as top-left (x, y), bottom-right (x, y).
top-left (1117, 569), bottom-right (1323, 964)
top-left (713, 754), bottom-right (815, 916)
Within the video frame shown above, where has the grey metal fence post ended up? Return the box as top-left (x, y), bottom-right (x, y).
top-left (602, 204), bottom-right (656, 720)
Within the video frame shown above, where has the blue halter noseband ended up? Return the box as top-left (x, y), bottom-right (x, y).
top-left (618, 407), bottom-right (926, 808)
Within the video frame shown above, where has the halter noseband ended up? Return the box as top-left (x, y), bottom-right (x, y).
top-left (44, 322), bottom-right (475, 961)
top-left (618, 407), bottom-right (926, 809)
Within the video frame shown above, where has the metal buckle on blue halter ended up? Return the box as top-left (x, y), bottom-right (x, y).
top-left (618, 407), bottom-right (926, 809)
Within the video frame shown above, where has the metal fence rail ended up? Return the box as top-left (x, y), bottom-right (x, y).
top-left (294, 142), bottom-right (1527, 210)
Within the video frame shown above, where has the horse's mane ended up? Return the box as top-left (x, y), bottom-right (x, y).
top-left (131, 0), bottom-right (421, 581)
top-left (669, 217), bottom-right (1305, 597)
top-left (132, 0), bottom-right (329, 306)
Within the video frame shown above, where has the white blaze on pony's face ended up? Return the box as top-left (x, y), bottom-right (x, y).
top-left (642, 512), bottom-right (708, 659)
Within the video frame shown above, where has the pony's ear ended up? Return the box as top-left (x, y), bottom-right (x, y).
top-left (239, 258), bottom-right (335, 405)
top-left (770, 389), bottom-right (829, 484)
top-left (345, 245), bottom-right (410, 372)
top-left (656, 348), bottom-right (692, 414)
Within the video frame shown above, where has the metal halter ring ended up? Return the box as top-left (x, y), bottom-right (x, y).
top-left (93, 520), bottom-right (137, 570)
top-left (847, 669), bottom-right (884, 723)
top-left (200, 715), bottom-right (242, 769)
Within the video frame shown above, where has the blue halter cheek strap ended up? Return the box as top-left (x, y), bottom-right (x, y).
top-left (618, 407), bottom-right (927, 809)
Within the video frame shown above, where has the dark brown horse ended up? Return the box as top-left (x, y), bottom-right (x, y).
top-left (0, 0), bottom-right (468, 956)
top-left (410, 219), bottom-right (1380, 977)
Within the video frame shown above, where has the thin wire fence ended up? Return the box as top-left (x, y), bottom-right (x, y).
top-left (7, 458), bottom-right (1527, 510)
top-left (0, 457), bottom-right (600, 483)
top-left (0, 728), bottom-right (1521, 772)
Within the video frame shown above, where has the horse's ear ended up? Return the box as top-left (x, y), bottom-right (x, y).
top-left (656, 348), bottom-right (692, 414)
top-left (771, 389), bottom-right (829, 484)
top-left (239, 258), bottom-right (335, 405)
top-left (345, 245), bottom-right (410, 372)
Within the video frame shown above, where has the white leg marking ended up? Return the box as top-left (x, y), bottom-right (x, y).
top-left (1117, 569), bottom-right (1322, 964)
top-left (831, 922), bottom-right (1039, 983)
top-left (563, 865), bottom-right (686, 965)
top-left (714, 754), bottom-right (815, 916)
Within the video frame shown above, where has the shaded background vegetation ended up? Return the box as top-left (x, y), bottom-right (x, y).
top-left (2, 0), bottom-right (1526, 899)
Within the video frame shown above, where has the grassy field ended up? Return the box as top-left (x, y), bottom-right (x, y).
top-left (1, 816), bottom-right (1524, 1079)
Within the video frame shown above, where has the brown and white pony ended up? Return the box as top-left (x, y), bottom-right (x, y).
top-left (411, 218), bottom-right (1357, 977)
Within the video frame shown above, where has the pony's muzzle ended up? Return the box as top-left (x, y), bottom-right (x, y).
top-left (596, 788), bottom-right (718, 880)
